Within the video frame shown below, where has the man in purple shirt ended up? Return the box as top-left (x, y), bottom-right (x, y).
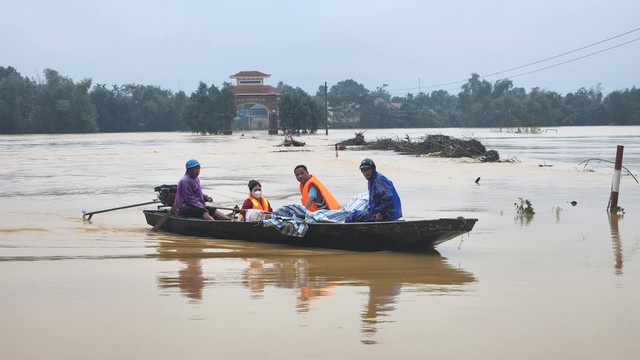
top-left (175, 159), bottom-right (229, 220)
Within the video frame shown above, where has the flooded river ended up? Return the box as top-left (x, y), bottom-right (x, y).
top-left (1, 127), bottom-right (639, 359)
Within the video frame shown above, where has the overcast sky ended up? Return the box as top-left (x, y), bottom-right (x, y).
top-left (3, 0), bottom-right (639, 97)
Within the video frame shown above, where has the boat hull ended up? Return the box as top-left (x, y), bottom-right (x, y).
top-left (144, 210), bottom-right (477, 252)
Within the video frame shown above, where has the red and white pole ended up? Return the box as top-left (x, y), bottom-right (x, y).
top-left (608, 145), bottom-right (624, 211)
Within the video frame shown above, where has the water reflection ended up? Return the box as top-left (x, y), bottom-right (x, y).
top-left (360, 282), bottom-right (400, 344)
top-left (244, 259), bottom-right (267, 298)
top-left (155, 239), bottom-right (211, 303)
top-left (515, 213), bottom-right (534, 225)
top-left (153, 239), bottom-right (476, 344)
top-left (553, 206), bottom-right (563, 223)
top-left (609, 214), bottom-right (623, 275)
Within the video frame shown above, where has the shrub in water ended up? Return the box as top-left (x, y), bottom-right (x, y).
top-left (515, 197), bottom-right (535, 215)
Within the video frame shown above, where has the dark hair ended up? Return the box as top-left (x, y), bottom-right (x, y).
top-left (248, 179), bottom-right (261, 191)
top-left (294, 165), bottom-right (307, 173)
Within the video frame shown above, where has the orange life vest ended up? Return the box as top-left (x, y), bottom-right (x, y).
top-left (245, 196), bottom-right (270, 211)
top-left (299, 175), bottom-right (340, 211)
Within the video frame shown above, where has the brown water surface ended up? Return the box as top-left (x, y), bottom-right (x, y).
top-left (1, 127), bottom-right (639, 359)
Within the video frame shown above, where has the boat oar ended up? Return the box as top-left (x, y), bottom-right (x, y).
top-left (151, 198), bottom-right (183, 232)
top-left (83, 199), bottom-right (159, 220)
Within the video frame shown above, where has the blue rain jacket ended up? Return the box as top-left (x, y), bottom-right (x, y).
top-left (367, 170), bottom-right (402, 221)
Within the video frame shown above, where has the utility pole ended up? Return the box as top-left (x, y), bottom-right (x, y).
top-left (324, 81), bottom-right (328, 135)
top-left (608, 145), bottom-right (625, 212)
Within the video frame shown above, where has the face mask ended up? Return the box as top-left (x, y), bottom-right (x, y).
top-left (252, 191), bottom-right (262, 198)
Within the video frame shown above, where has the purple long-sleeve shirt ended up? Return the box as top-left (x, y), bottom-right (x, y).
top-left (174, 173), bottom-right (208, 217)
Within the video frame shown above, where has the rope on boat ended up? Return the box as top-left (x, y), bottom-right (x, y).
top-left (456, 216), bottom-right (469, 250)
top-left (456, 216), bottom-right (468, 231)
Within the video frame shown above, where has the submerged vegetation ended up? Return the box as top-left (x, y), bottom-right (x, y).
top-left (610, 206), bottom-right (625, 215)
top-left (515, 198), bottom-right (536, 215)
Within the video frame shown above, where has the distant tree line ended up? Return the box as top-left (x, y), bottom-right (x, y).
top-left (0, 67), bottom-right (188, 134)
top-left (1, 66), bottom-right (638, 134)
top-left (320, 74), bottom-right (640, 130)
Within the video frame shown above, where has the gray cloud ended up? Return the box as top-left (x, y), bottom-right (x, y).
top-left (3, 0), bottom-right (639, 96)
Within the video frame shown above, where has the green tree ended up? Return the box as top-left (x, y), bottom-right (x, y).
top-left (492, 79), bottom-right (513, 98)
top-left (214, 82), bottom-right (236, 133)
top-left (182, 82), bottom-right (235, 134)
top-left (564, 85), bottom-right (604, 125)
top-left (90, 84), bottom-right (119, 132)
top-left (173, 90), bottom-right (188, 130)
top-left (328, 79), bottom-right (369, 125)
top-left (278, 86), bottom-right (321, 132)
top-left (489, 94), bottom-right (522, 128)
top-left (525, 88), bottom-right (564, 127)
top-left (427, 90), bottom-right (459, 127)
top-left (458, 73), bottom-right (493, 126)
top-left (604, 87), bottom-right (640, 125)
top-left (183, 82), bottom-right (215, 134)
top-left (30, 69), bottom-right (98, 133)
top-left (0, 66), bottom-right (34, 134)
top-left (113, 84), bottom-right (177, 131)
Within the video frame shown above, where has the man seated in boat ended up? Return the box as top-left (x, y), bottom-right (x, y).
top-left (346, 158), bottom-right (402, 222)
top-left (175, 159), bottom-right (230, 220)
top-left (235, 180), bottom-right (273, 222)
top-left (294, 165), bottom-right (340, 211)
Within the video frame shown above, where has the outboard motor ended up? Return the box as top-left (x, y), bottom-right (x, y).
top-left (154, 185), bottom-right (177, 206)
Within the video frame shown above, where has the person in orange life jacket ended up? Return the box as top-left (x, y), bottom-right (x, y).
top-left (294, 165), bottom-right (340, 211)
top-left (345, 158), bottom-right (402, 223)
top-left (235, 180), bottom-right (273, 221)
top-left (175, 159), bottom-right (230, 220)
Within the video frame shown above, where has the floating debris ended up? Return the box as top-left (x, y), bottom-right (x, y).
top-left (280, 138), bottom-right (306, 147)
top-left (336, 132), bottom-right (500, 162)
top-left (277, 128), bottom-right (306, 147)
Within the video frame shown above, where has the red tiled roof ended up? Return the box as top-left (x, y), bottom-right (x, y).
top-left (231, 85), bottom-right (283, 95)
top-left (230, 71), bottom-right (270, 78)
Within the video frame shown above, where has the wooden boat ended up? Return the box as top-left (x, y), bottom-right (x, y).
top-left (144, 210), bottom-right (478, 252)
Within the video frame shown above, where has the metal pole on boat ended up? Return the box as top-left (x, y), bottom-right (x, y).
top-left (607, 145), bottom-right (624, 212)
top-left (82, 199), bottom-right (159, 220)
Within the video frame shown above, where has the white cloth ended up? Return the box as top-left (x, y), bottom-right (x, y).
top-left (245, 209), bottom-right (266, 222)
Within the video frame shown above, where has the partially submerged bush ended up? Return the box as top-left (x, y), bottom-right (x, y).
top-left (515, 198), bottom-right (535, 215)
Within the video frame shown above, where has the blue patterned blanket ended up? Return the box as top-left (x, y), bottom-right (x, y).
top-left (263, 193), bottom-right (368, 237)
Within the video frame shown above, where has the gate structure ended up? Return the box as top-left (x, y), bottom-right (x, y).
top-left (229, 71), bottom-right (283, 135)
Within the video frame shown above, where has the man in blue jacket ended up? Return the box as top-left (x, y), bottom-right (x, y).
top-left (346, 158), bottom-right (402, 223)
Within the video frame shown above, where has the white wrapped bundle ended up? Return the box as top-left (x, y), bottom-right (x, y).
top-left (245, 209), bottom-right (266, 222)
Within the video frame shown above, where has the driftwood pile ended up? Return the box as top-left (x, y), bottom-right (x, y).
top-left (281, 138), bottom-right (306, 147)
top-left (336, 131), bottom-right (367, 146)
top-left (337, 132), bottom-right (500, 162)
top-left (278, 129), bottom-right (306, 147)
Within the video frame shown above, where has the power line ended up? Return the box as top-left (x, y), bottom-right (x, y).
top-left (388, 27), bottom-right (640, 94)
top-left (499, 36), bottom-right (640, 80)
top-left (481, 27), bottom-right (640, 78)
top-left (435, 36), bottom-right (640, 93)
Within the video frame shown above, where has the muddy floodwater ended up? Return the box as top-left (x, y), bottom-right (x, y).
top-left (1, 126), bottom-right (639, 359)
